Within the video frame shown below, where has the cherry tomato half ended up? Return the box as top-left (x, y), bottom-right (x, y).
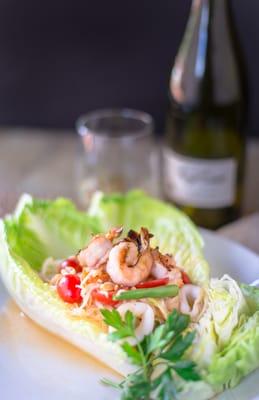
top-left (136, 278), bottom-right (169, 289)
top-left (91, 289), bottom-right (119, 307)
top-left (181, 271), bottom-right (191, 284)
top-left (60, 257), bottom-right (82, 273)
top-left (57, 274), bottom-right (82, 304)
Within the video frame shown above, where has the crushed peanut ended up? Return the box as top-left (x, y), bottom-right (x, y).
top-left (100, 282), bottom-right (116, 291)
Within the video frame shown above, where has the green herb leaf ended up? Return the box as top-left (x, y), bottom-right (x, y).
top-left (108, 330), bottom-right (131, 342)
top-left (101, 308), bottom-right (124, 330)
top-left (145, 324), bottom-right (166, 355)
top-left (161, 331), bottom-right (195, 361)
top-left (101, 309), bottom-right (135, 342)
top-left (121, 371), bottom-right (151, 400)
top-left (173, 360), bottom-right (201, 381)
top-left (156, 369), bottom-right (178, 400)
top-left (100, 378), bottom-right (122, 389)
top-left (166, 310), bottom-right (190, 334)
top-left (121, 342), bottom-right (143, 365)
top-left (125, 310), bottom-right (135, 330)
top-left (101, 308), bottom-right (201, 399)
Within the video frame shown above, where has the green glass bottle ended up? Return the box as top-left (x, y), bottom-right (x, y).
top-left (163, 0), bottom-right (246, 229)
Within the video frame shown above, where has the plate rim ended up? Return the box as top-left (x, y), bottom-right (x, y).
top-left (200, 227), bottom-right (259, 262)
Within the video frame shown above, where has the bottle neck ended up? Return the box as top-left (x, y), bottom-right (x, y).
top-left (190, 0), bottom-right (231, 40)
top-left (191, 0), bottom-right (229, 15)
top-left (170, 0), bottom-right (241, 106)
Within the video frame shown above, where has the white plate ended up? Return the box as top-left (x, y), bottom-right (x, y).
top-left (0, 230), bottom-right (259, 400)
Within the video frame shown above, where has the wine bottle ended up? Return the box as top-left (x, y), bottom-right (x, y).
top-left (162, 0), bottom-right (246, 229)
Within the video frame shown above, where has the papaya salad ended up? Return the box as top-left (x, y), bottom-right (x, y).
top-left (41, 227), bottom-right (206, 334)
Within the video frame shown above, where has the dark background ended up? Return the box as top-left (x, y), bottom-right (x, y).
top-left (0, 0), bottom-right (258, 135)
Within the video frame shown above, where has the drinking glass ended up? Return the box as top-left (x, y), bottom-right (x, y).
top-left (76, 109), bottom-right (159, 207)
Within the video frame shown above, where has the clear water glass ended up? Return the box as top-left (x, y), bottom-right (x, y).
top-left (76, 109), bottom-right (159, 207)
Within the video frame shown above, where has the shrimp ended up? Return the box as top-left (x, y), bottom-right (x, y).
top-left (151, 249), bottom-right (183, 286)
top-left (77, 227), bottom-right (122, 269)
top-left (115, 302), bottom-right (154, 345)
top-left (151, 248), bottom-right (176, 278)
top-left (106, 227), bottom-right (153, 286)
top-left (179, 284), bottom-right (206, 322)
top-left (168, 269), bottom-right (184, 287)
top-left (151, 256), bottom-right (168, 279)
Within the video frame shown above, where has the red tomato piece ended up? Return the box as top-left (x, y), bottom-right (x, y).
top-left (60, 257), bottom-right (82, 273)
top-left (181, 271), bottom-right (191, 284)
top-left (136, 278), bottom-right (169, 289)
top-left (57, 274), bottom-right (82, 304)
top-left (92, 290), bottom-right (119, 307)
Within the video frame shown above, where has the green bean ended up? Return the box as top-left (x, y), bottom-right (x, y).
top-left (114, 285), bottom-right (179, 301)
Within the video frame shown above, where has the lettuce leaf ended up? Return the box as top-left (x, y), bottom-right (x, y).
top-left (190, 309), bottom-right (218, 368)
top-left (0, 194), bottom-right (133, 376)
top-left (89, 190), bottom-right (210, 286)
top-left (191, 275), bottom-right (249, 369)
top-left (208, 275), bottom-right (248, 346)
top-left (240, 284), bottom-right (259, 313)
top-left (207, 311), bottom-right (259, 390)
top-left (7, 194), bottom-right (101, 271)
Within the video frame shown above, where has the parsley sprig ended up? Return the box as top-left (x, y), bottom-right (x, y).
top-left (101, 309), bottom-right (200, 400)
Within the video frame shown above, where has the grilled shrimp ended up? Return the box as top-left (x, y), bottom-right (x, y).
top-left (116, 302), bottom-right (154, 344)
top-left (179, 284), bottom-right (206, 322)
top-left (151, 248), bottom-right (176, 278)
top-left (168, 269), bottom-right (184, 287)
top-left (151, 249), bottom-right (183, 286)
top-left (106, 228), bottom-right (153, 286)
top-left (77, 227), bottom-right (122, 269)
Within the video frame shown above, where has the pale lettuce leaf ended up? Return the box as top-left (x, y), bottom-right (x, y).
top-left (0, 194), bottom-right (132, 375)
top-left (191, 275), bottom-right (249, 368)
top-left (89, 190), bottom-right (210, 286)
top-left (208, 275), bottom-right (248, 347)
top-left (240, 283), bottom-right (259, 313)
top-left (7, 194), bottom-right (101, 270)
top-left (207, 311), bottom-right (259, 389)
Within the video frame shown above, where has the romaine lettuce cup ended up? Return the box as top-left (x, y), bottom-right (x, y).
top-left (0, 194), bottom-right (133, 375)
top-left (0, 191), bottom-right (209, 376)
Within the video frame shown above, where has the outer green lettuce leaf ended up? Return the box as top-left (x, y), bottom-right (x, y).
top-left (190, 277), bottom-right (255, 392)
top-left (207, 311), bottom-right (259, 390)
top-left (89, 191), bottom-right (209, 286)
top-left (191, 275), bottom-right (248, 369)
top-left (0, 195), bottom-right (133, 376)
top-left (240, 284), bottom-right (259, 313)
top-left (8, 194), bottom-right (101, 270)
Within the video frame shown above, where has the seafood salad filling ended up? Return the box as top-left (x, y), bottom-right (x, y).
top-left (41, 227), bottom-right (207, 338)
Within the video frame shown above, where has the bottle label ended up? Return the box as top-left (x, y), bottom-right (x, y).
top-left (163, 149), bottom-right (237, 208)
